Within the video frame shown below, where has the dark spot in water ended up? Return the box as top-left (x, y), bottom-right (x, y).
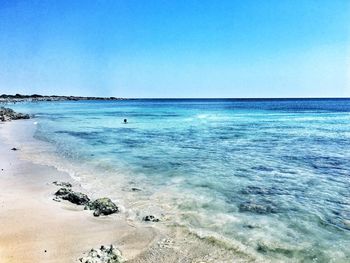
top-left (243, 224), bottom-right (255, 229)
top-left (239, 201), bottom-right (277, 214)
top-left (278, 168), bottom-right (297, 174)
top-left (169, 161), bottom-right (182, 167)
top-left (120, 138), bottom-right (144, 148)
top-left (241, 186), bottom-right (272, 195)
top-left (135, 155), bottom-right (152, 161)
top-left (241, 186), bottom-right (287, 196)
top-left (55, 130), bottom-right (101, 140)
top-left (256, 243), bottom-right (295, 258)
top-left (251, 165), bottom-right (273, 172)
top-left (283, 155), bottom-right (349, 175)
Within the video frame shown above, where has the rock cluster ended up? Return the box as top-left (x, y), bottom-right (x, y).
top-left (0, 107), bottom-right (30, 121)
top-left (142, 215), bottom-right (160, 222)
top-left (79, 245), bottom-right (124, 263)
top-left (53, 184), bottom-right (119, 217)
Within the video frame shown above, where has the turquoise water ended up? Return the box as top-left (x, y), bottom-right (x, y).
top-left (8, 99), bottom-right (350, 262)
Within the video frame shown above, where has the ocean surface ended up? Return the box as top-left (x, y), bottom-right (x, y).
top-left (6, 99), bottom-right (350, 262)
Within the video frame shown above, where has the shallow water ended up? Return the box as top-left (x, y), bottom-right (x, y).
top-left (6, 99), bottom-right (350, 262)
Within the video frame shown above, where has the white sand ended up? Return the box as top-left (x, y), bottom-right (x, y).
top-left (0, 122), bottom-right (160, 262)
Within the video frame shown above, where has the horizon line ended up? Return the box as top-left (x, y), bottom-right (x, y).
top-left (1, 94), bottom-right (350, 100)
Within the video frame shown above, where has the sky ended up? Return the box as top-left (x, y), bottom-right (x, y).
top-left (0, 0), bottom-right (349, 98)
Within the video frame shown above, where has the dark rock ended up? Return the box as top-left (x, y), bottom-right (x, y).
top-left (52, 197), bottom-right (61, 202)
top-left (142, 215), bottom-right (160, 222)
top-left (54, 187), bottom-right (90, 205)
top-left (243, 224), bottom-right (255, 229)
top-left (53, 181), bottom-right (72, 188)
top-left (0, 107), bottom-right (30, 121)
top-left (55, 187), bottom-right (71, 196)
top-left (65, 191), bottom-right (90, 205)
top-left (239, 201), bottom-right (277, 214)
top-left (131, 187), bottom-right (141, 192)
top-left (11, 148), bottom-right (18, 151)
top-left (11, 112), bottom-right (30, 120)
top-left (79, 245), bottom-right (123, 263)
top-left (86, 198), bottom-right (119, 217)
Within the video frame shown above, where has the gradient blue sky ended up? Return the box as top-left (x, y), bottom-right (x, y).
top-left (0, 0), bottom-right (349, 98)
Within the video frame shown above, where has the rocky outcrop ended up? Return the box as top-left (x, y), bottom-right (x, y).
top-left (0, 107), bottom-right (30, 121)
top-left (53, 186), bottom-right (119, 217)
top-left (79, 245), bottom-right (124, 263)
top-left (53, 187), bottom-right (118, 217)
top-left (86, 198), bottom-right (119, 217)
top-left (54, 187), bottom-right (90, 205)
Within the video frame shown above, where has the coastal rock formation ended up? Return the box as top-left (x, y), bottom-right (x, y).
top-left (53, 187), bottom-right (119, 217)
top-left (79, 245), bottom-right (124, 263)
top-left (0, 107), bottom-right (30, 121)
top-left (239, 201), bottom-right (277, 214)
top-left (142, 215), bottom-right (160, 222)
top-left (55, 187), bottom-right (90, 205)
top-left (86, 198), bottom-right (119, 217)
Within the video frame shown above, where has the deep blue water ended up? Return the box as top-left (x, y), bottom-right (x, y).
top-left (8, 99), bottom-right (350, 262)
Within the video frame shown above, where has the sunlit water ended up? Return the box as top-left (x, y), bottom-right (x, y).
top-left (6, 99), bottom-right (350, 262)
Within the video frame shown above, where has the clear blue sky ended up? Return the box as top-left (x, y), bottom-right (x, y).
top-left (0, 0), bottom-right (349, 98)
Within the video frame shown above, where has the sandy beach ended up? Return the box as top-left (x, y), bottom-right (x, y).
top-left (1, 0), bottom-right (349, 261)
top-left (0, 119), bottom-right (250, 263)
top-left (0, 120), bottom-right (163, 262)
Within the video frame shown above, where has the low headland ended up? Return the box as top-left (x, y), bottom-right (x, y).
top-left (0, 94), bottom-right (125, 103)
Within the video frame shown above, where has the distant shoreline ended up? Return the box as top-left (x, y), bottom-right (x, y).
top-left (1, 94), bottom-right (349, 103)
top-left (0, 94), bottom-right (126, 103)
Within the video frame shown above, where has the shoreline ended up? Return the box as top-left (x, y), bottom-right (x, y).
top-left (0, 120), bottom-right (162, 262)
top-left (0, 94), bottom-right (126, 103)
top-left (0, 119), bottom-right (252, 263)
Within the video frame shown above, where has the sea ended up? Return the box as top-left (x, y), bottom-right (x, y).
top-left (5, 99), bottom-right (350, 262)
